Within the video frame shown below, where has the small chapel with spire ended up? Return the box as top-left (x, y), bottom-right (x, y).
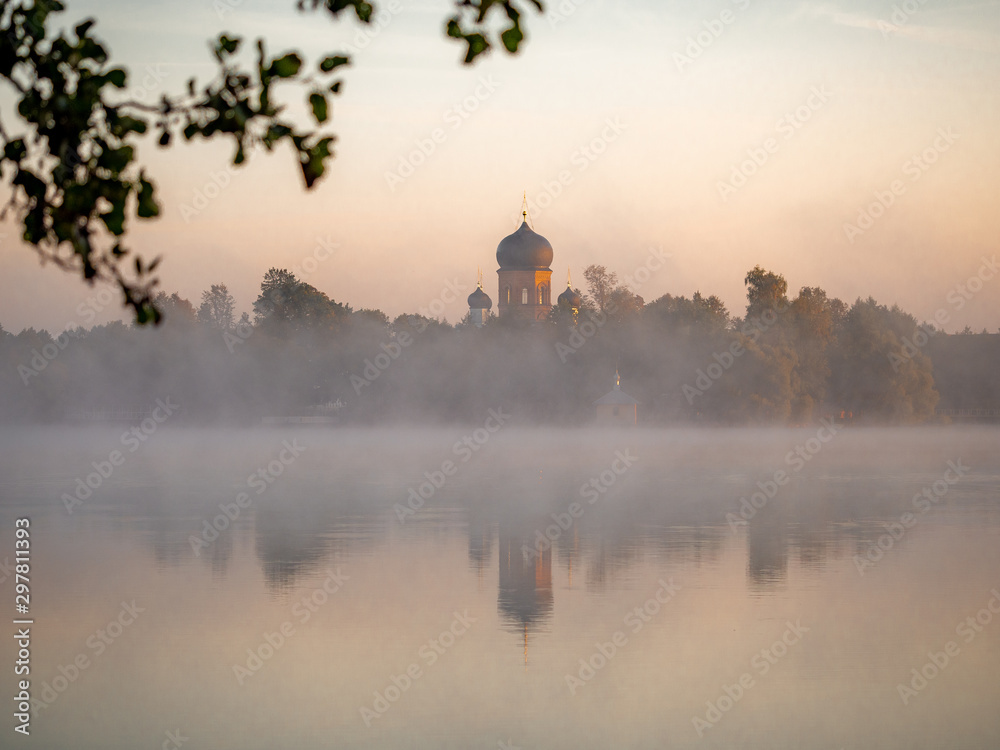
top-left (594, 369), bottom-right (639, 426)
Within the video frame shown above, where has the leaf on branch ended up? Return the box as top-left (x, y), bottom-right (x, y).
top-left (12, 168), bottom-right (46, 200)
top-left (299, 0), bottom-right (373, 23)
top-left (446, 1), bottom-right (541, 63)
top-left (101, 201), bottom-right (126, 235)
top-left (214, 35), bottom-right (241, 62)
top-left (299, 136), bottom-right (335, 188)
top-left (501, 25), bottom-right (523, 53)
top-left (74, 19), bottom-right (95, 38)
top-left (319, 55), bottom-right (350, 72)
top-left (137, 173), bottom-right (159, 218)
top-left (3, 139), bottom-right (27, 162)
top-left (309, 92), bottom-right (328, 123)
top-left (268, 53), bottom-right (302, 79)
top-left (105, 67), bottom-right (127, 88)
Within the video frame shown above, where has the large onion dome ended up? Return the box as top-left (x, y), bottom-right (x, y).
top-left (496, 220), bottom-right (554, 269)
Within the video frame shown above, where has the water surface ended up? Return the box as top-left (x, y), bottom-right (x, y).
top-left (2, 425), bottom-right (999, 749)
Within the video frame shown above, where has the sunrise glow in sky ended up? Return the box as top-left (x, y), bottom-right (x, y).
top-left (2, 0), bottom-right (998, 333)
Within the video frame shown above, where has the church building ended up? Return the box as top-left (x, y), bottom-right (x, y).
top-left (467, 205), bottom-right (582, 324)
top-left (594, 370), bottom-right (639, 426)
top-left (496, 210), bottom-right (554, 322)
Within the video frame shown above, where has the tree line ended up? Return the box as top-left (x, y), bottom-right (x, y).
top-left (3, 263), bottom-right (994, 425)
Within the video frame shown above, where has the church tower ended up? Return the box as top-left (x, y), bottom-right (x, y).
top-left (496, 206), bottom-right (553, 322)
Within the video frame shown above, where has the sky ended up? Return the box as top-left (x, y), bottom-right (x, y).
top-left (1, 0), bottom-right (999, 333)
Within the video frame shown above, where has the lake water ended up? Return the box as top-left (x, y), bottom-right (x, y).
top-left (2, 425), bottom-right (999, 749)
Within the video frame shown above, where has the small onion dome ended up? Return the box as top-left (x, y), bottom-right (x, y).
top-left (496, 220), bottom-right (554, 269)
top-left (468, 285), bottom-right (493, 310)
top-left (558, 285), bottom-right (582, 308)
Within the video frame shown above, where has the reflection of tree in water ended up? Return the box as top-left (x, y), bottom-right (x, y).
top-left (255, 532), bottom-right (327, 591)
top-left (133, 484), bottom-right (234, 575)
top-left (789, 526), bottom-right (831, 570)
top-left (747, 514), bottom-right (788, 590)
top-left (203, 525), bottom-right (234, 578)
top-left (147, 518), bottom-right (198, 569)
top-left (250, 477), bottom-right (394, 591)
top-left (254, 503), bottom-right (342, 592)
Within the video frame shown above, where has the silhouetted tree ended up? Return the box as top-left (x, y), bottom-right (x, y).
top-left (198, 284), bottom-right (236, 330)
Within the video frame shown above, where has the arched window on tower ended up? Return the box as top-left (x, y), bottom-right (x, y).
top-left (538, 285), bottom-right (549, 305)
top-left (505, 287), bottom-right (510, 304)
top-left (521, 288), bottom-right (528, 305)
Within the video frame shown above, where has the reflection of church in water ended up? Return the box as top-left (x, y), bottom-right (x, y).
top-left (468, 516), bottom-right (558, 663)
top-left (467, 207), bottom-right (582, 327)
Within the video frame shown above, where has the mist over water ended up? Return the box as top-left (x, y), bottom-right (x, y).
top-left (3, 424), bottom-right (998, 749)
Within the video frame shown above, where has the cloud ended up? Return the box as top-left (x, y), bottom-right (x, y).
top-left (792, 1), bottom-right (1000, 51)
